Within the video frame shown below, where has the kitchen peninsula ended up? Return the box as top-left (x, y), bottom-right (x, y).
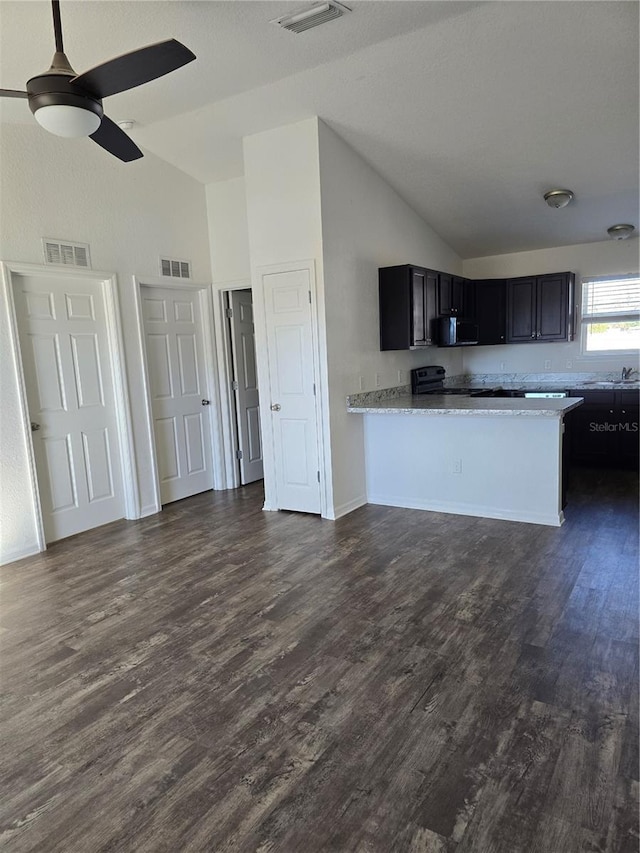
top-left (348, 388), bottom-right (584, 527)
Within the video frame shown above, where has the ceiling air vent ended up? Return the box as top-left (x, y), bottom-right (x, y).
top-left (271, 1), bottom-right (351, 34)
top-left (43, 238), bottom-right (91, 269)
top-left (160, 257), bottom-right (191, 279)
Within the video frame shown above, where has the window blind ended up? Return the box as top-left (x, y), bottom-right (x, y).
top-left (582, 276), bottom-right (640, 319)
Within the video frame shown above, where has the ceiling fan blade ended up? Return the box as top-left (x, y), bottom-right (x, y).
top-left (89, 115), bottom-right (143, 162)
top-left (0, 89), bottom-right (29, 99)
top-left (71, 39), bottom-right (196, 99)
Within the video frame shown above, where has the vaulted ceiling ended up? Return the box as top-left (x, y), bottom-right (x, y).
top-left (1, 1), bottom-right (638, 258)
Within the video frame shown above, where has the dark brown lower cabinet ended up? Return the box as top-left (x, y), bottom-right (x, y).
top-left (569, 390), bottom-right (639, 469)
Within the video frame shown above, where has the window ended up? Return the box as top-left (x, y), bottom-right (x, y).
top-left (581, 275), bottom-right (640, 353)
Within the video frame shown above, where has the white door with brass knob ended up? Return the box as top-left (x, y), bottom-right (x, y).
top-left (262, 267), bottom-right (321, 514)
top-left (141, 286), bottom-right (214, 504)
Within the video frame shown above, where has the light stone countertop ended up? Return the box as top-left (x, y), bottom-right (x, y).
top-left (347, 394), bottom-right (584, 418)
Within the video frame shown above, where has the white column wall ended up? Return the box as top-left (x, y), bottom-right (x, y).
top-left (242, 119), bottom-right (332, 513)
top-left (317, 120), bottom-right (464, 516)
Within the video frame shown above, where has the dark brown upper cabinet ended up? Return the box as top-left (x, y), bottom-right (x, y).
top-left (474, 279), bottom-right (507, 345)
top-left (379, 265), bottom-right (437, 350)
top-left (437, 274), bottom-right (474, 317)
top-left (506, 273), bottom-right (574, 343)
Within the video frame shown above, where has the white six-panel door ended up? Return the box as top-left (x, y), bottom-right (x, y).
top-left (263, 269), bottom-right (321, 514)
top-left (14, 273), bottom-right (125, 542)
top-left (230, 289), bottom-right (263, 485)
top-left (141, 286), bottom-right (214, 504)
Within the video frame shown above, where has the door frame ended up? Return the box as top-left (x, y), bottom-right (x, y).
top-left (1, 261), bottom-right (139, 553)
top-left (134, 276), bottom-right (224, 512)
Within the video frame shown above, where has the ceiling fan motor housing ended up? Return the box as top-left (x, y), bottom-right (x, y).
top-left (26, 70), bottom-right (103, 121)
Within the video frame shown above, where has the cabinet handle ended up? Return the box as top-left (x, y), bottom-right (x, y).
top-left (622, 410), bottom-right (626, 414)
top-left (610, 410), bottom-right (614, 414)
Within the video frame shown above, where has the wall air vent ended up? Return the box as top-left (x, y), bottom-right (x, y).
top-left (271, 1), bottom-right (351, 34)
top-left (160, 257), bottom-right (191, 279)
top-left (43, 238), bottom-right (91, 269)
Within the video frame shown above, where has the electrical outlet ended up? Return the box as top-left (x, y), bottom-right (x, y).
top-left (375, 372), bottom-right (381, 387)
top-left (566, 360), bottom-right (573, 369)
top-left (500, 361), bottom-right (506, 371)
top-left (544, 359), bottom-right (552, 370)
top-left (358, 375), bottom-right (365, 391)
top-left (452, 458), bottom-right (463, 475)
top-left (397, 369), bottom-right (404, 383)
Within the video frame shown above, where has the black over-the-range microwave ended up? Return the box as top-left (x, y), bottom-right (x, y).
top-left (436, 317), bottom-right (479, 347)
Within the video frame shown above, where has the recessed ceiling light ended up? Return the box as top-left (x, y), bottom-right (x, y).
top-left (543, 189), bottom-right (574, 209)
top-left (607, 224), bottom-right (635, 240)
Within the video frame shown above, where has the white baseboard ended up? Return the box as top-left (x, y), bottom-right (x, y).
top-left (0, 543), bottom-right (43, 566)
top-left (366, 493), bottom-right (563, 527)
top-left (324, 495), bottom-right (368, 520)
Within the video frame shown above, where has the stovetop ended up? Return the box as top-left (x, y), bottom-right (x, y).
top-left (411, 365), bottom-right (495, 397)
top-left (420, 387), bottom-right (493, 397)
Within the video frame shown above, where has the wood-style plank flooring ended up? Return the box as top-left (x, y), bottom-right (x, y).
top-left (1, 468), bottom-right (638, 852)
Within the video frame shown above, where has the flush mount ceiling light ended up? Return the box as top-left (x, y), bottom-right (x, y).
top-left (607, 224), bottom-right (635, 240)
top-left (271, 1), bottom-right (351, 34)
top-left (543, 189), bottom-right (574, 209)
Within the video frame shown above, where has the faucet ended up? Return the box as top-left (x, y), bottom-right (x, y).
top-left (621, 367), bottom-right (638, 381)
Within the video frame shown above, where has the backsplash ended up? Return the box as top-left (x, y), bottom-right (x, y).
top-left (447, 372), bottom-right (638, 387)
top-left (346, 384), bottom-right (411, 407)
top-left (347, 372), bottom-right (639, 405)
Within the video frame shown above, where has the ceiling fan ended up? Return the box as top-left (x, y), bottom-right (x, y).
top-left (0, 0), bottom-right (196, 162)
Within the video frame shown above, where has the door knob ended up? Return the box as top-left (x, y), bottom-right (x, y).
top-left (201, 399), bottom-right (210, 406)
top-left (270, 403), bottom-right (281, 412)
top-left (31, 421), bottom-right (40, 432)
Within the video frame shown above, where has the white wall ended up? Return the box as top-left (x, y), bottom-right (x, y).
top-left (462, 239), bottom-right (640, 376)
top-left (205, 177), bottom-right (251, 284)
top-left (317, 120), bottom-right (464, 515)
top-left (0, 123), bottom-right (211, 563)
top-left (364, 412), bottom-right (564, 526)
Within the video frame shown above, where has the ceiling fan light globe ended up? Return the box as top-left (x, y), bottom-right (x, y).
top-left (34, 104), bottom-right (101, 137)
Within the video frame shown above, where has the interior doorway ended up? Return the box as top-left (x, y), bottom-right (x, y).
top-left (227, 289), bottom-right (264, 485)
top-left (3, 263), bottom-right (136, 551)
top-left (139, 283), bottom-right (216, 505)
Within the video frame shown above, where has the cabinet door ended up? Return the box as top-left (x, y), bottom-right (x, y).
top-left (437, 273), bottom-right (453, 315)
top-left (507, 277), bottom-right (537, 342)
top-left (617, 404), bottom-right (639, 467)
top-left (379, 265), bottom-right (411, 350)
top-left (569, 391), bottom-right (617, 464)
top-left (570, 405), bottom-right (618, 463)
top-left (475, 279), bottom-right (506, 345)
top-left (411, 268), bottom-right (428, 346)
top-left (424, 270), bottom-right (437, 345)
top-left (452, 277), bottom-right (466, 315)
top-left (537, 274), bottom-right (568, 341)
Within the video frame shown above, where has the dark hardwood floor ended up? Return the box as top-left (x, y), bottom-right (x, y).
top-left (1, 468), bottom-right (638, 852)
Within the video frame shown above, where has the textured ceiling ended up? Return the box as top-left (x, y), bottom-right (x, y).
top-left (1, 0), bottom-right (638, 258)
